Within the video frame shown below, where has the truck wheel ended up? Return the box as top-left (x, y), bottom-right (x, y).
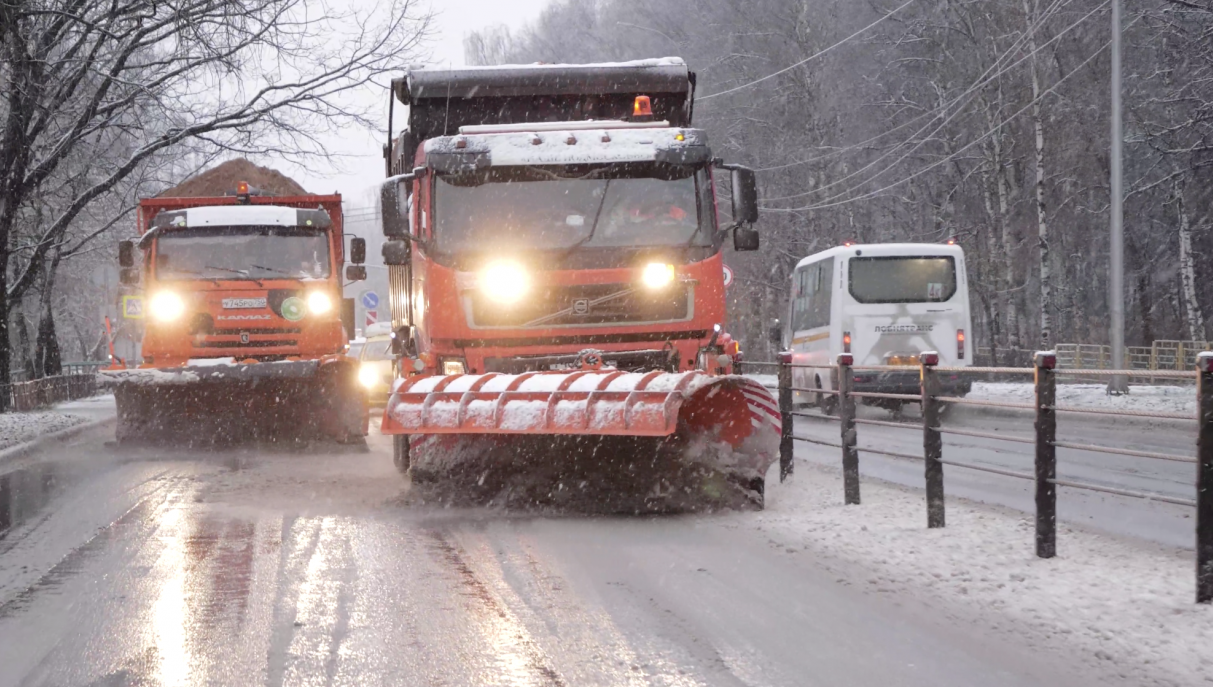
top-left (392, 435), bottom-right (411, 475)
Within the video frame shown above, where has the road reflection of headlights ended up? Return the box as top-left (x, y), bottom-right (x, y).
top-left (307, 291), bottom-right (332, 314)
top-left (149, 292), bottom-right (186, 322)
top-left (480, 262), bottom-right (529, 304)
top-left (642, 262), bottom-right (676, 289)
top-left (358, 364), bottom-right (379, 389)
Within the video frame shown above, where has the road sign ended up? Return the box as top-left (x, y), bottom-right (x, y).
top-left (722, 264), bottom-right (734, 288)
top-left (366, 309), bottom-right (378, 326)
top-left (122, 295), bottom-right (143, 319)
top-left (361, 291), bottom-right (379, 309)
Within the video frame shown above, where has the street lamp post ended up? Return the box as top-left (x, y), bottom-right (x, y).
top-left (1108, 0), bottom-right (1128, 394)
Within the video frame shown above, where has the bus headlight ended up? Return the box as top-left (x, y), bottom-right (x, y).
top-left (642, 262), bottom-right (676, 289)
top-left (358, 364), bottom-right (380, 389)
top-left (307, 291), bottom-right (333, 314)
top-left (149, 291), bottom-right (185, 322)
top-left (480, 261), bottom-right (529, 304)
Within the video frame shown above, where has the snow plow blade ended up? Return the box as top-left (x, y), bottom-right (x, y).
top-left (383, 371), bottom-right (776, 439)
top-left (102, 359), bottom-right (367, 445)
top-left (380, 371), bottom-right (776, 507)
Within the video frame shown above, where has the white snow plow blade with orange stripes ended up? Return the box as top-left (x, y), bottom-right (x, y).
top-left (381, 370), bottom-right (781, 477)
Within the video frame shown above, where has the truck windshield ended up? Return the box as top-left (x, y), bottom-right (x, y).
top-left (848, 256), bottom-right (957, 304)
top-left (433, 163), bottom-right (713, 254)
top-left (154, 226), bottom-right (331, 281)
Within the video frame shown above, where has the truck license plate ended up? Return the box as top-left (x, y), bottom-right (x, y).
top-left (222, 297), bottom-right (266, 309)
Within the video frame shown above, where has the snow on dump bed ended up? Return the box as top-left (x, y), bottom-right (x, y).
top-left (969, 382), bottom-right (1196, 417)
top-left (433, 57), bottom-right (685, 71)
top-left (757, 462), bottom-right (1212, 687)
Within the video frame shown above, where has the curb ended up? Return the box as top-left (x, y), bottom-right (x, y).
top-left (0, 415), bottom-right (116, 469)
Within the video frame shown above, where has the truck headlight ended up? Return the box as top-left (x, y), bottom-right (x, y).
top-left (642, 262), bottom-right (676, 289)
top-left (442, 359), bottom-right (467, 375)
top-left (358, 364), bottom-right (379, 389)
top-left (149, 291), bottom-right (185, 322)
top-left (307, 291), bottom-right (332, 314)
top-left (480, 261), bottom-right (529, 304)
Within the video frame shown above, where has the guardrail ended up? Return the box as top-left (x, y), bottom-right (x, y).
top-left (762, 351), bottom-right (1213, 604)
top-left (0, 373), bottom-right (100, 412)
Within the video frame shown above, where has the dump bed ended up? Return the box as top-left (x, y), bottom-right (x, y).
top-left (388, 58), bottom-right (696, 173)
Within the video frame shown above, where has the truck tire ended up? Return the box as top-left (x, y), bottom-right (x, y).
top-left (392, 435), bottom-right (410, 475)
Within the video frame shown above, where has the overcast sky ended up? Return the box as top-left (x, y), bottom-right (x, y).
top-left (268, 0), bottom-right (550, 205)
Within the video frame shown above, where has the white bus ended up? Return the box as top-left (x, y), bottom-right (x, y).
top-left (782, 243), bottom-right (973, 413)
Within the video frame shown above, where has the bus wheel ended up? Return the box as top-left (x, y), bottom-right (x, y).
top-left (817, 378), bottom-right (839, 416)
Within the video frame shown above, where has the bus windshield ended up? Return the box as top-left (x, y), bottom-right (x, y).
top-left (154, 226), bottom-right (331, 281)
top-left (849, 256), bottom-right (957, 303)
top-left (433, 162), bottom-right (713, 254)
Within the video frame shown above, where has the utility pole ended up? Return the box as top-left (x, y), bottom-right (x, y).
top-left (1108, 0), bottom-right (1128, 394)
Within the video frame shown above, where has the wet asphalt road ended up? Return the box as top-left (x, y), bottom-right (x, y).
top-left (0, 419), bottom-right (1108, 687)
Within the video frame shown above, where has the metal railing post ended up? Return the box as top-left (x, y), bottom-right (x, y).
top-left (1197, 352), bottom-right (1213, 603)
top-left (779, 351), bottom-right (794, 482)
top-left (921, 351), bottom-right (945, 528)
top-left (1034, 351), bottom-right (1058, 558)
top-left (838, 353), bottom-right (859, 505)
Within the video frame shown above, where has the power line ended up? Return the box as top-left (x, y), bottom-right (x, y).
top-left (698, 0), bottom-right (917, 101)
top-left (762, 35), bottom-right (1114, 215)
top-left (754, 0), bottom-right (1076, 176)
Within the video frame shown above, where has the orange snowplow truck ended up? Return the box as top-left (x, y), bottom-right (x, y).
top-left (103, 185), bottom-right (370, 444)
top-left (377, 58), bottom-right (782, 505)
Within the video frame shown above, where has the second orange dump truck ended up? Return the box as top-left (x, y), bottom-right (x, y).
top-left (103, 182), bottom-right (369, 444)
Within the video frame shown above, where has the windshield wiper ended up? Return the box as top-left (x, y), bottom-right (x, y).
top-left (205, 265), bottom-right (263, 286)
top-left (557, 179), bottom-right (611, 261)
top-left (250, 264), bottom-right (299, 278)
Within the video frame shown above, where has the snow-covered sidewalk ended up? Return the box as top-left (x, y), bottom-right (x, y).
top-left (0, 394), bottom-right (115, 466)
top-left (969, 381), bottom-right (1196, 417)
top-left (757, 463), bottom-right (1212, 687)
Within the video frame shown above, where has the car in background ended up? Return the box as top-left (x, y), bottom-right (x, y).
top-left (357, 323), bottom-right (394, 405)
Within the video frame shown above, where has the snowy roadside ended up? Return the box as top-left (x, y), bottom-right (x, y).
top-left (745, 373), bottom-right (1197, 419)
top-left (0, 395), bottom-right (116, 468)
top-left (756, 463), bottom-right (1212, 687)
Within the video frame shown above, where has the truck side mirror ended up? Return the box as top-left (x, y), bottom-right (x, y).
top-left (381, 177), bottom-right (409, 239)
top-left (734, 226), bottom-right (760, 251)
top-left (382, 239), bottom-right (410, 266)
top-left (118, 240), bottom-right (135, 268)
top-left (730, 166), bottom-right (759, 225)
top-left (345, 265), bottom-right (367, 281)
top-left (350, 237), bottom-right (366, 264)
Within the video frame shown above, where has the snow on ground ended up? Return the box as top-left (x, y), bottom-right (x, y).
top-left (757, 462), bottom-right (1213, 687)
top-left (969, 382), bottom-right (1196, 417)
top-left (745, 373), bottom-right (778, 389)
top-left (0, 410), bottom-right (88, 451)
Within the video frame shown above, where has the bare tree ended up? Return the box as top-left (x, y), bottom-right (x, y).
top-left (0, 0), bottom-right (432, 384)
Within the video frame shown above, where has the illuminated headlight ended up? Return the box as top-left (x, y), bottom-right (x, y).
top-left (149, 291), bottom-right (185, 322)
top-left (307, 291), bottom-right (332, 314)
top-left (480, 261), bottom-right (529, 304)
top-left (358, 364), bottom-right (379, 389)
top-left (442, 359), bottom-right (466, 375)
top-left (642, 262), bottom-right (676, 289)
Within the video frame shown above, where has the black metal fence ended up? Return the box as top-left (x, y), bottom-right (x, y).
top-left (0, 373), bottom-right (100, 412)
top-left (759, 351), bottom-right (1213, 604)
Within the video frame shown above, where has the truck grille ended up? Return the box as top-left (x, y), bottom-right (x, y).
top-left (469, 283), bottom-right (691, 328)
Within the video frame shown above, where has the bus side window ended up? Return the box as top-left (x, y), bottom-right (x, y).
top-left (808, 260), bottom-right (833, 329)
top-left (792, 264), bottom-right (817, 332)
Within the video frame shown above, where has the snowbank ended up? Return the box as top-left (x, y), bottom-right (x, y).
top-left (0, 411), bottom-right (88, 452)
top-left (758, 463), bottom-right (1213, 687)
top-left (969, 382), bottom-right (1196, 417)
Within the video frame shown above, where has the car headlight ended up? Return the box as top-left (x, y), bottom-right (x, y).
top-left (307, 291), bottom-right (332, 314)
top-left (149, 291), bottom-right (185, 322)
top-left (358, 364), bottom-right (380, 389)
top-left (642, 262), bottom-right (676, 289)
top-left (480, 261), bottom-right (529, 304)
